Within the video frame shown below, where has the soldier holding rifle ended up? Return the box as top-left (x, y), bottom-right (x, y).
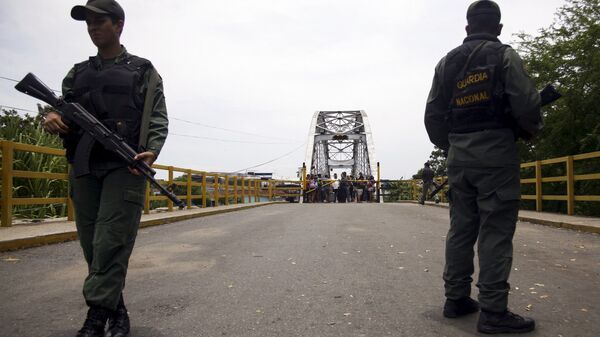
top-left (425, 0), bottom-right (543, 334)
top-left (41, 1), bottom-right (169, 336)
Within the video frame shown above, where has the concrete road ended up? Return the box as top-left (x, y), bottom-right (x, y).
top-left (1, 204), bottom-right (598, 337)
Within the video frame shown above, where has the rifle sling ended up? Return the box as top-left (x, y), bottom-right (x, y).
top-left (138, 70), bottom-right (159, 150)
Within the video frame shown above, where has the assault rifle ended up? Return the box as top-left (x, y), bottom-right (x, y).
top-left (15, 73), bottom-right (186, 209)
top-left (428, 84), bottom-right (562, 201)
top-left (429, 179), bottom-right (448, 200)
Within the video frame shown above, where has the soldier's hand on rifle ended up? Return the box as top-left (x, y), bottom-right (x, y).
top-left (42, 111), bottom-right (70, 134)
top-left (129, 151), bottom-right (157, 176)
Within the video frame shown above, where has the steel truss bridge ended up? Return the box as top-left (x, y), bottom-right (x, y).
top-left (304, 110), bottom-right (378, 180)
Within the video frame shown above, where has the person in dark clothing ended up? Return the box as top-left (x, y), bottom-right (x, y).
top-left (424, 0), bottom-right (541, 334)
top-left (419, 162), bottom-right (437, 205)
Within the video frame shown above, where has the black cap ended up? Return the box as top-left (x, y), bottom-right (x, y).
top-left (71, 0), bottom-right (125, 21)
top-left (466, 0), bottom-right (501, 21)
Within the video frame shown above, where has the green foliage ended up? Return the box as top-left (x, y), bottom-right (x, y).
top-left (515, 0), bottom-right (600, 160)
top-left (382, 180), bottom-right (415, 202)
top-left (514, 0), bottom-right (600, 216)
top-left (413, 146), bottom-right (447, 179)
top-left (0, 107), bottom-right (67, 219)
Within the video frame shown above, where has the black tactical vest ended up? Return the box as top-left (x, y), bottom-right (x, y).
top-left (444, 35), bottom-right (510, 133)
top-left (64, 55), bottom-right (151, 162)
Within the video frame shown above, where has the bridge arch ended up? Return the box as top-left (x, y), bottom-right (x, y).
top-left (304, 110), bottom-right (378, 178)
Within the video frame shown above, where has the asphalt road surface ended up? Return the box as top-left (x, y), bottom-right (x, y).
top-left (1, 203), bottom-right (598, 337)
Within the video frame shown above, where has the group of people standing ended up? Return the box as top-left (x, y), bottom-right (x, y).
top-left (305, 172), bottom-right (377, 203)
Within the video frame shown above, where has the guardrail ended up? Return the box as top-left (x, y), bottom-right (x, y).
top-left (0, 140), bottom-right (301, 227)
top-left (520, 151), bottom-right (600, 215)
top-left (0, 141), bottom-right (73, 227)
top-left (3, 139), bottom-right (598, 226)
top-left (381, 177), bottom-right (448, 203)
top-left (385, 151), bottom-right (600, 215)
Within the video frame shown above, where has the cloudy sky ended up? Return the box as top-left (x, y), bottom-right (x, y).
top-left (1, 0), bottom-right (565, 179)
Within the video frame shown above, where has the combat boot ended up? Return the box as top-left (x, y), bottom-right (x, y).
top-left (105, 295), bottom-right (130, 337)
top-left (477, 310), bottom-right (535, 334)
top-left (443, 297), bottom-right (480, 318)
top-left (76, 306), bottom-right (111, 337)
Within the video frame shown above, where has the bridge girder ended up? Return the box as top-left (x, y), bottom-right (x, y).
top-left (304, 110), bottom-right (377, 179)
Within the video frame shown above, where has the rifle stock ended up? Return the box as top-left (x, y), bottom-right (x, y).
top-left (540, 84), bottom-right (562, 107)
top-left (15, 72), bottom-right (185, 209)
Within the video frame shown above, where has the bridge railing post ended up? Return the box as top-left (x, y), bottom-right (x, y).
top-left (224, 175), bottom-right (230, 206)
top-left (186, 169), bottom-right (192, 209)
top-left (241, 177), bottom-right (245, 203)
top-left (566, 156), bottom-right (575, 215)
top-left (254, 180), bottom-right (259, 202)
top-left (201, 173), bottom-right (207, 208)
top-left (213, 174), bottom-right (219, 207)
top-left (167, 166), bottom-right (174, 212)
top-left (234, 176), bottom-right (238, 204)
top-left (144, 181), bottom-right (150, 214)
top-left (535, 161), bottom-right (542, 212)
top-left (1, 141), bottom-right (14, 227)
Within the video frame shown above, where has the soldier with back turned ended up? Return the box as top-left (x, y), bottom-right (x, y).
top-left (424, 0), bottom-right (542, 334)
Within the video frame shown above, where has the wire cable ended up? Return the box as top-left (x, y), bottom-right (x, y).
top-left (231, 142), bottom-right (306, 173)
top-left (0, 105), bottom-right (38, 113)
top-left (172, 116), bottom-right (295, 141)
top-left (3, 75), bottom-right (301, 142)
top-left (170, 132), bottom-right (298, 145)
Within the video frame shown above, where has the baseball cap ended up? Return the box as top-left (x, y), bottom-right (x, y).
top-left (71, 0), bottom-right (125, 21)
top-left (466, 0), bottom-right (501, 21)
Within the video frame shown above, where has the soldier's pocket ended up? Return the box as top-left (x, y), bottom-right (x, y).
top-left (495, 184), bottom-right (521, 202)
top-left (124, 189), bottom-right (145, 208)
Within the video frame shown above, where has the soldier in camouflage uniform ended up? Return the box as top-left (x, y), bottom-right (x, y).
top-left (42, 1), bottom-right (168, 336)
top-left (424, 0), bottom-right (541, 334)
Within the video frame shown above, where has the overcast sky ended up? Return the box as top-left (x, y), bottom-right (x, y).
top-left (1, 0), bottom-right (566, 179)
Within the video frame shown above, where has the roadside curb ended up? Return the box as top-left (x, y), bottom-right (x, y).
top-left (515, 216), bottom-right (600, 234)
top-left (400, 200), bottom-right (600, 234)
top-left (0, 202), bottom-right (280, 252)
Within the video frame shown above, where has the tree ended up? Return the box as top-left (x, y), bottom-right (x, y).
top-left (514, 0), bottom-right (600, 216)
top-left (412, 146), bottom-right (447, 179)
top-left (514, 0), bottom-right (600, 161)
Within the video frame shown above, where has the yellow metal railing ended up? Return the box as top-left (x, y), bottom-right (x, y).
top-left (388, 177), bottom-right (448, 203)
top-left (0, 140), bottom-right (288, 227)
top-left (389, 151), bottom-right (600, 215)
top-left (520, 151), bottom-right (600, 215)
top-left (0, 140), bottom-right (74, 227)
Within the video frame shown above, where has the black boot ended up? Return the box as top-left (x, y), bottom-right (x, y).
top-left (477, 310), bottom-right (535, 334)
top-left (76, 306), bottom-right (111, 337)
top-left (105, 295), bottom-right (130, 337)
top-left (443, 297), bottom-right (480, 318)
